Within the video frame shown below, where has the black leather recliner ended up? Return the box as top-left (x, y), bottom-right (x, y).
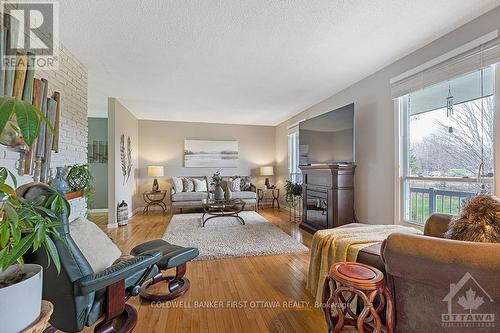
top-left (20, 183), bottom-right (198, 333)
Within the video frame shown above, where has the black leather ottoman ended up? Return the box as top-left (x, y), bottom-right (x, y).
top-left (131, 239), bottom-right (199, 301)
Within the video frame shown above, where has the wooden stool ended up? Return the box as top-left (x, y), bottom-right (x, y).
top-left (322, 262), bottom-right (394, 333)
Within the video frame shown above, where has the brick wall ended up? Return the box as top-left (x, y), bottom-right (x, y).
top-left (0, 44), bottom-right (89, 219)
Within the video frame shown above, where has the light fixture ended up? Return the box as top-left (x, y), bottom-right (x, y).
top-left (147, 166), bottom-right (164, 192)
top-left (260, 166), bottom-right (274, 189)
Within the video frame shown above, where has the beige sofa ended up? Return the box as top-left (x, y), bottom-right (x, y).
top-left (221, 176), bottom-right (257, 207)
top-left (170, 176), bottom-right (257, 212)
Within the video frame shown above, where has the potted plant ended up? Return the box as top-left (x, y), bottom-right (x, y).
top-left (0, 167), bottom-right (69, 332)
top-left (210, 169), bottom-right (224, 200)
top-left (66, 164), bottom-right (95, 210)
top-left (284, 180), bottom-right (303, 207)
top-left (285, 180), bottom-right (303, 223)
top-left (0, 96), bottom-right (66, 332)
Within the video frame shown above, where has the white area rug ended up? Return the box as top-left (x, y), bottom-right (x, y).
top-left (163, 211), bottom-right (309, 260)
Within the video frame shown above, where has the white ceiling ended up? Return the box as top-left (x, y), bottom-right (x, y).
top-left (59, 0), bottom-right (500, 125)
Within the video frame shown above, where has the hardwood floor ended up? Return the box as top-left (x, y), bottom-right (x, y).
top-left (86, 209), bottom-right (329, 333)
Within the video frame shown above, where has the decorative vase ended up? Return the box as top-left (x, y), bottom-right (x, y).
top-left (49, 167), bottom-right (70, 194)
top-left (117, 200), bottom-right (129, 226)
top-left (214, 184), bottom-right (224, 200)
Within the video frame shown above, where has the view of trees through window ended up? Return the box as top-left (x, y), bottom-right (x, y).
top-left (409, 96), bottom-right (494, 178)
top-left (405, 96), bottom-right (494, 224)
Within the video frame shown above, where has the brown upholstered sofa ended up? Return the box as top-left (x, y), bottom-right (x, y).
top-left (335, 214), bottom-right (499, 332)
top-left (379, 214), bottom-right (500, 332)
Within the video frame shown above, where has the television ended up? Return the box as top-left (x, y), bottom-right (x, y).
top-left (299, 103), bottom-right (354, 165)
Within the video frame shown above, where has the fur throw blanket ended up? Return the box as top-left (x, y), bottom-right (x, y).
top-left (444, 194), bottom-right (500, 243)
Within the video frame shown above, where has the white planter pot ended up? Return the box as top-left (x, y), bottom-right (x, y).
top-left (0, 264), bottom-right (43, 333)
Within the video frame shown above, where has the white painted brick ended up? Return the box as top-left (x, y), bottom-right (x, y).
top-left (1, 42), bottom-right (88, 212)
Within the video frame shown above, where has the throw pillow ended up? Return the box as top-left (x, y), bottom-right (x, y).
top-left (193, 178), bottom-right (208, 192)
top-left (182, 177), bottom-right (195, 192)
top-left (172, 176), bottom-right (183, 193)
top-left (69, 217), bottom-right (122, 272)
top-left (444, 194), bottom-right (500, 243)
top-left (240, 176), bottom-right (252, 191)
top-left (229, 178), bottom-right (241, 192)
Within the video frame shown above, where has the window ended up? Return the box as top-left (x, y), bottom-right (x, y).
top-left (399, 66), bottom-right (496, 225)
top-left (288, 131), bottom-right (301, 183)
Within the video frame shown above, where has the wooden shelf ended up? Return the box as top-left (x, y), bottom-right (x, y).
top-left (65, 191), bottom-right (84, 200)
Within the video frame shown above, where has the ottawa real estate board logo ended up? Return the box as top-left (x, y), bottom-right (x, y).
top-left (442, 272), bottom-right (495, 328)
top-left (1, 1), bottom-right (59, 70)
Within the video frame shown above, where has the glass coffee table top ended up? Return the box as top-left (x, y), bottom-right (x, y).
top-left (201, 199), bottom-right (246, 226)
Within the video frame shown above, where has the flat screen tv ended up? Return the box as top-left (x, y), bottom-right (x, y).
top-left (299, 103), bottom-right (354, 165)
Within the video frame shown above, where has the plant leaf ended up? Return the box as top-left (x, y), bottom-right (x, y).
top-left (31, 103), bottom-right (54, 134)
top-left (10, 223), bottom-right (21, 243)
top-left (0, 183), bottom-right (16, 196)
top-left (5, 168), bottom-right (17, 187)
top-left (0, 222), bottom-right (10, 248)
top-left (2, 233), bottom-right (36, 270)
top-left (44, 235), bottom-right (60, 273)
top-left (34, 206), bottom-right (57, 219)
top-left (0, 97), bottom-right (16, 138)
top-left (3, 202), bottom-right (18, 224)
top-left (0, 167), bottom-right (7, 183)
top-left (14, 100), bottom-right (40, 147)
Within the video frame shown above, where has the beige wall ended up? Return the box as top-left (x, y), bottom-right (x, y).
top-left (275, 7), bottom-right (500, 225)
top-left (137, 120), bottom-right (275, 206)
top-left (108, 98), bottom-right (139, 227)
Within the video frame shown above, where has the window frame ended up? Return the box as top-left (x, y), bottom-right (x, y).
top-left (394, 65), bottom-right (499, 226)
top-left (288, 130), bottom-right (301, 184)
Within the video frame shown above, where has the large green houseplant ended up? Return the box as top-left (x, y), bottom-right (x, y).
top-left (0, 96), bottom-right (68, 332)
top-left (0, 168), bottom-right (69, 273)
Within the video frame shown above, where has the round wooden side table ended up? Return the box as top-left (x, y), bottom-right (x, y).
top-left (322, 262), bottom-right (394, 333)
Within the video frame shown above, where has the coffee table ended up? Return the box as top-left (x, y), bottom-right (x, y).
top-left (201, 199), bottom-right (246, 227)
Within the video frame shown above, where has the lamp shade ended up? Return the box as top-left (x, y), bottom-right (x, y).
top-left (260, 166), bottom-right (274, 176)
top-left (147, 166), bottom-right (164, 177)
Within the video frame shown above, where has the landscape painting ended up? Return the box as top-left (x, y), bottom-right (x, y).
top-left (184, 140), bottom-right (239, 168)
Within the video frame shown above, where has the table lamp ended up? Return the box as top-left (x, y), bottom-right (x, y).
top-left (148, 166), bottom-right (164, 192)
top-left (260, 166), bottom-right (274, 189)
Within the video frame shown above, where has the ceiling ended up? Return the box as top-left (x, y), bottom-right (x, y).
top-left (59, 1), bottom-right (500, 125)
